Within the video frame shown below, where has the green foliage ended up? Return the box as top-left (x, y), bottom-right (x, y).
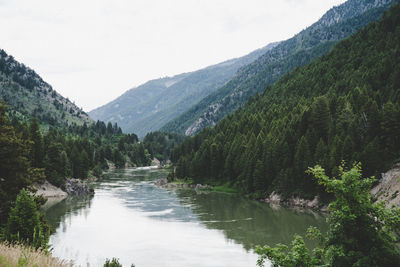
top-left (3, 189), bottom-right (50, 250)
top-left (0, 49), bottom-right (91, 127)
top-left (162, 0), bottom-right (394, 135)
top-left (104, 258), bottom-right (122, 267)
top-left (171, 4), bottom-right (400, 199)
top-left (0, 100), bottom-right (33, 224)
top-left (256, 165), bottom-right (400, 267)
top-left (256, 234), bottom-right (324, 267)
top-left (104, 257), bottom-right (135, 267)
top-left (29, 118), bottom-right (44, 168)
top-left (92, 164), bottom-right (103, 178)
top-left (143, 131), bottom-right (186, 163)
top-left (113, 149), bottom-right (125, 168)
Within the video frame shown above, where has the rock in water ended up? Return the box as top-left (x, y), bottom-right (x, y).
top-left (64, 178), bottom-right (94, 195)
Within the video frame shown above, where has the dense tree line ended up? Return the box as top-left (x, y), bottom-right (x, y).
top-left (171, 5), bottom-right (400, 200)
top-left (0, 100), bottom-right (156, 224)
top-left (143, 131), bottom-right (186, 163)
top-left (161, 0), bottom-right (395, 135)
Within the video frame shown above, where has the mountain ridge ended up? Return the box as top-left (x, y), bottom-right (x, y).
top-left (162, 0), bottom-right (396, 135)
top-left (89, 42), bottom-right (279, 137)
top-left (0, 49), bottom-right (91, 126)
top-left (171, 2), bottom-right (400, 199)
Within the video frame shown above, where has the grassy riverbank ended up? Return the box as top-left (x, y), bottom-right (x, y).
top-left (0, 242), bottom-right (71, 267)
top-left (211, 185), bottom-right (239, 194)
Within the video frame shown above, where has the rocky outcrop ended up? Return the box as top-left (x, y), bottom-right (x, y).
top-left (371, 163), bottom-right (400, 207)
top-left (155, 178), bottom-right (211, 190)
top-left (155, 178), bottom-right (168, 186)
top-left (262, 191), bottom-right (324, 210)
top-left (64, 178), bottom-right (94, 195)
top-left (34, 181), bottom-right (68, 198)
top-left (152, 157), bottom-right (161, 167)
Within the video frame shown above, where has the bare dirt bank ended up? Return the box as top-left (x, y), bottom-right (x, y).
top-left (371, 163), bottom-right (400, 207)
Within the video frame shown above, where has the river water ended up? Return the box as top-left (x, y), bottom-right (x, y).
top-left (45, 167), bottom-right (327, 267)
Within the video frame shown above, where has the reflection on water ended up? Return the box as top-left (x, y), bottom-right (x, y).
top-left (45, 168), bottom-right (327, 267)
top-left (45, 195), bottom-right (94, 232)
top-left (175, 190), bottom-right (327, 251)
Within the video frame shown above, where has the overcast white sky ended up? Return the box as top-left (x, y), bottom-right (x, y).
top-left (0, 0), bottom-right (346, 111)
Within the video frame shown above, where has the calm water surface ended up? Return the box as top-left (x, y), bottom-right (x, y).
top-left (45, 168), bottom-right (327, 267)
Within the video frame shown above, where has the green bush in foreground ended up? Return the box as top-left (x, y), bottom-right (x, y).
top-left (256, 164), bottom-right (400, 267)
top-left (104, 257), bottom-right (135, 267)
top-left (2, 189), bottom-right (49, 250)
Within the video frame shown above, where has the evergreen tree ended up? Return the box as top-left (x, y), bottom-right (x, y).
top-left (0, 100), bottom-right (32, 224)
top-left (113, 149), bottom-right (125, 168)
top-left (3, 189), bottom-right (49, 249)
top-left (310, 96), bottom-right (330, 141)
top-left (253, 159), bottom-right (266, 197)
top-left (29, 118), bottom-right (44, 168)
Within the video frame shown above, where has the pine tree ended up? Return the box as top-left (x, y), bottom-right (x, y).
top-left (310, 96), bottom-right (330, 141)
top-left (0, 100), bottom-right (32, 224)
top-left (294, 136), bottom-right (312, 193)
top-left (29, 118), bottom-right (44, 168)
top-left (4, 189), bottom-right (49, 249)
top-left (253, 159), bottom-right (266, 197)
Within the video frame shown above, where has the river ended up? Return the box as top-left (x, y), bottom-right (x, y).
top-left (44, 167), bottom-right (327, 267)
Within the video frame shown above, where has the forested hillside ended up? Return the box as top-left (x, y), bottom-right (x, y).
top-left (89, 42), bottom-right (278, 137)
top-left (0, 50), bottom-right (186, 227)
top-left (162, 0), bottom-right (396, 136)
top-left (0, 49), bottom-right (91, 127)
top-left (171, 4), bottom-right (400, 200)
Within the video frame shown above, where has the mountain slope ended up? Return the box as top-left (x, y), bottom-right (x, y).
top-left (89, 42), bottom-right (278, 137)
top-left (162, 0), bottom-right (396, 135)
top-left (171, 3), bottom-right (400, 199)
top-left (0, 49), bottom-right (91, 126)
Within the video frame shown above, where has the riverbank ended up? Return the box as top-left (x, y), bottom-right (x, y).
top-left (46, 167), bottom-right (320, 266)
top-left (0, 242), bottom-right (71, 267)
top-left (159, 162), bottom-right (400, 211)
top-left (34, 178), bottom-right (94, 197)
top-left (155, 178), bottom-right (211, 190)
top-left (261, 192), bottom-right (327, 211)
top-left (34, 178), bottom-right (94, 210)
top-left (155, 178), bottom-right (325, 210)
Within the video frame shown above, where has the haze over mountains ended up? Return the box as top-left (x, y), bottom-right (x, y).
top-left (171, 1), bottom-right (400, 199)
top-left (90, 0), bottom-right (395, 138)
top-left (162, 0), bottom-right (395, 135)
top-left (88, 42), bottom-right (279, 137)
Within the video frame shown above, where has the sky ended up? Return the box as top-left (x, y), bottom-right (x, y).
top-left (0, 0), bottom-right (346, 112)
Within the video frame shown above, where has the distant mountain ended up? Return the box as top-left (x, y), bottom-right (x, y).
top-left (171, 2), bottom-right (400, 197)
top-left (0, 49), bottom-right (91, 126)
top-left (88, 42), bottom-right (279, 137)
top-left (162, 0), bottom-right (396, 135)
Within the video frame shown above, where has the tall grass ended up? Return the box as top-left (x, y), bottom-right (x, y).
top-left (0, 242), bottom-right (72, 267)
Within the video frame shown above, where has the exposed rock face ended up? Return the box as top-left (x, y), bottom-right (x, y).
top-left (262, 163), bottom-right (400, 210)
top-left (64, 178), bottom-right (94, 195)
top-left (263, 191), bottom-right (321, 210)
top-left (34, 181), bottom-right (68, 198)
top-left (264, 191), bottom-right (282, 205)
top-left (152, 157), bottom-right (161, 167)
top-left (371, 163), bottom-right (400, 207)
top-left (155, 178), bottom-right (211, 190)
